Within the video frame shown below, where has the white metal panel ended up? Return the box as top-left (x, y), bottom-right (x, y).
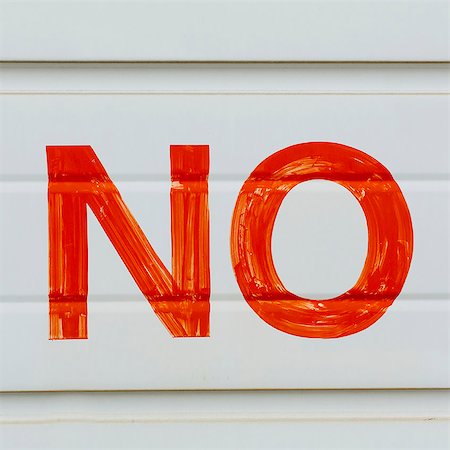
top-left (0, 182), bottom-right (448, 297)
top-left (0, 90), bottom-right (449, 179)
top-left (1, 1), bottom-right (449, 447)
top-left (0, 1), bottom-right (449, 62)
top-left (0, 299), bottom-right (449, 390)
top-left (0, 391), bottom-right (449, 449)
top-left (0, 64), bottom-right (448, 390)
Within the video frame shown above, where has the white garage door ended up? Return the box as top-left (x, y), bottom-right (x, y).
top-left (0, 1), bottom-right (449, 448)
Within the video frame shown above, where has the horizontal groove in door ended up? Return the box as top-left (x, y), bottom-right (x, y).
top-left (1, 63), bottom-right (449, 92)
top-left (1, 390), bottom-right (449, 421)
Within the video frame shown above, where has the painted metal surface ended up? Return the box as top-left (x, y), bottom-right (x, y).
top-left (0, 64), bottom-right (448, 390)
top-left (0, 1), bottom-right (449, 447)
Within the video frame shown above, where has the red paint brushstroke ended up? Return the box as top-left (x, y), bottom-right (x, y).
top-left (230, 142), bottom-right (413, 338)
top-left (47, 145), bottom-right (210, 339)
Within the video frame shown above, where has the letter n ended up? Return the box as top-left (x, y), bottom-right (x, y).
top-left (47, 145), bottom-right (210, 339)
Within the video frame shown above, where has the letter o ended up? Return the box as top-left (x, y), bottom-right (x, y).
top-left (230, 142), bottom-right (413, 338)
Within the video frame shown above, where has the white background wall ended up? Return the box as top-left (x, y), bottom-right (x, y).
top-left (0, 1), bottom-right (449, 448)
